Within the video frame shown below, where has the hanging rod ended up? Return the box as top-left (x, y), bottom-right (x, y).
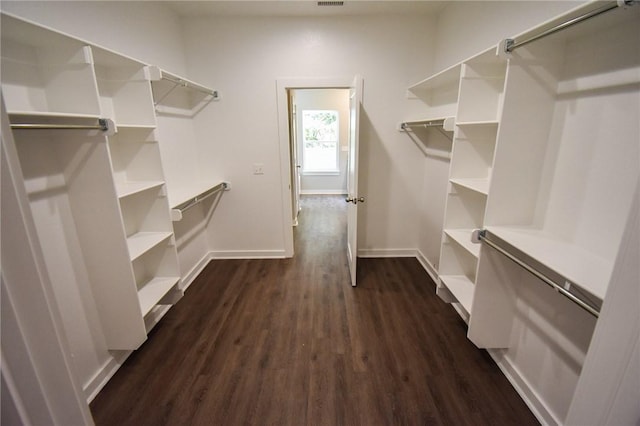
top-left (171, 181), bottom-right (230, 220)
top-left (401, 120), bottom-right (445, 130)
top-left (161, 74), bottom-right (217, 97)
top-left (10, 118), bottom-right (110, 131)
top-left (505, 0), bottom-right (637, 52)
top-left (472, 229), bottom-right (600, 317)
top-left (400, 117), bottom-right (454, 140)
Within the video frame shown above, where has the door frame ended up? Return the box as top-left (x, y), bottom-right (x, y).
top-left (276, 77), bottom-right (355, 257)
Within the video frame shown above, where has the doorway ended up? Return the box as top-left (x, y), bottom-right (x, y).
top-left (276, 76), bottom-right (363, 286)
top-left (288, 88), bottom-right (350, 227)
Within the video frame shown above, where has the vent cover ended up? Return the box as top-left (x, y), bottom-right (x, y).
top-left (317, 1), bottom-right (344, 6)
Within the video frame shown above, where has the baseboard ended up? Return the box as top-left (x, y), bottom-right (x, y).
top-left (85, 351), bottom-right (131, 403)
top-left (300, 190), bottom-right (347, 195)
top-left (488, 349), bottom-right (560, 426)
top-left (415, 250), bottom-right (439, 285)
top-left (357, 248), bottom-right (418, 258)
top-left (210, 250), bottom-right (287, 259)
top-left (180, 252), bottom-right (214, 292)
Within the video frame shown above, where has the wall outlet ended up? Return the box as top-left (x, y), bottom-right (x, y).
top-left (253, 163), bottom-right (264, 175)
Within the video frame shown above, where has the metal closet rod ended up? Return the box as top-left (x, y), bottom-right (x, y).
top-left (11, 118), bottom-right (110, 131)
top-left (505, 0), bottom-right (636, 52)
top-left (401, 120), bottom-right (453, 141)
top-left (401, 120), bottom-right (447, 130)
top-left (161, 74), bottom-right (217, 97)
top-left (174, 182), bottom-right (229, 213)
top-left (475, 230), bottom-right (600, 318)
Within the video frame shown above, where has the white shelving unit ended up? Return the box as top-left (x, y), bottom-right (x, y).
top-left (416, 48), bottom-right (507, 315)
top-left (93, 48), bottom-right (183, 338)
top-left (465, 4), bottom-right (639, 423)
top-left (470, 4), bottom-right (640, 345)
top-left (407, 4), bottom-right (639, 422)
top-left (1, 13), bottom-right (183, 351)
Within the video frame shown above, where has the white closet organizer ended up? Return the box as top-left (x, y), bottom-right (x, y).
top-left (406, 1), bottom-right (639, 423)
top-left (149, 66), bottom-right (227, 222)
top-left (1, 13), bottom-right (183, 350)
top-left (404, 46), bottom-right (507, 314)
top-left (469, 0), bottom-right (639, 345)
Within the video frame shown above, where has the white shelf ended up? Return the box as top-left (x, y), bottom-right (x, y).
top-left (485, 226), bottom-right (613, 301)
top-left (445, 229), bottom-right (480, 257)
top-left (8, 111), bottom-right (102, 120)
top-left (138, 276), bottom-right (180, 316)
top-left (450, 178), bottom-right (490, 195)
top-left (408, 63), bottom-right (462, 93)
top-left (168, 180), bottom-right (227, 210)
top-left (116, 181), bottom-right (164, 199)
top-left (456, 120), bottom-right (499, 128)
top-left (114, 124), bottom-right (156, 130)
top-left (127, 231), bottom-right (173, 261)
top-left (440, 275), bottom-right (474, 313)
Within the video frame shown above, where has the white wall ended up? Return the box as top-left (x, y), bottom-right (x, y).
top-left (181, 14), bottom-right (437, 256)
top-left (432, 1), bottom-right (586, 72)
top-left (1, 1), bottom-right (188, 75)
top-left (294, 89), bottom-right (349, 194)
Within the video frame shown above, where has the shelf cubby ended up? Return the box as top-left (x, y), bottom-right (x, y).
top-left (108, 127), bottom-right (167, 198)
top-left (456, 51), bottom-right (507, 123)
top-left (92, 47), bottom-right (156, 127)
top-left (119, 185), bottom-right (173, 238)
top-left (132, 239), bottom-right (181, 316)
top-left (1, 15), bottom-right (101, 116)
top-left (444, 228), bottom-right (479, 258)
top-left (439, 238), bottom-right (478, 313)
top-left (444, 182), bottom-right (487, 234)
top-left (450, 122), bottom-right (498, 182)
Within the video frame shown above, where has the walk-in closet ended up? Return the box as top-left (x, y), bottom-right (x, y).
top-left (2, 1), bottom-right (638, 425)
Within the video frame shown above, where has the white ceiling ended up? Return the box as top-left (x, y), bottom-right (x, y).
top-left (164, 1), bottom-right (449, 18)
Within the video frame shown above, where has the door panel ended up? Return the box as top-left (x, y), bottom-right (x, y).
top-left (346, 75), bottom-right (363, 287)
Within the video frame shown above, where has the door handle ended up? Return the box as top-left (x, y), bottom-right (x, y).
top-left (345, 196), bottom-right (365, 204)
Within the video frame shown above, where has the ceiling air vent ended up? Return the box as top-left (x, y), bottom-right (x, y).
top-left (317, 1), bottom-right (344, 6)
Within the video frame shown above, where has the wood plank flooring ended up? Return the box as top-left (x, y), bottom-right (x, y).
top-left (90, 195), bottom-right (538, 425)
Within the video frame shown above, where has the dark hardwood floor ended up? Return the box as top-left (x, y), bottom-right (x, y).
top-left (90, 195), bottom-right (538, 425)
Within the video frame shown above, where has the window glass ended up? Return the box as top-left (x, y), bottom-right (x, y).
top-left (302, 110), bottom-right (339, 173)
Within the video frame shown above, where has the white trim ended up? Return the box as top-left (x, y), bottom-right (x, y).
top-left (488, 350), bottom-right (559, 426)
top-left (416, 250), bottom-right (439, 284)
top-left (300, 189), bottom-right (347, 195)
top-left (357, 248), bottom-right (418, 258)
top-left (210, 250), bottom-right (287, 259)
top-left (180, 252), bottom-right (214, 292)
top-left (277, 77), bottom-right (355, 259)
top-left (302, 170), bottom-right (340, 176)
top-left (84, 351), bottom-right (131, 403)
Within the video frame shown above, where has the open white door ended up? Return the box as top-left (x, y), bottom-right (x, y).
top-left (346, 75), bottom-right (363, 287)
top-left (289, 91), bottom-right (301, 225)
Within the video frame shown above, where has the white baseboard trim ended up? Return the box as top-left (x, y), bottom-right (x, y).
top-left (357, 248), bottom-right (418, 258)
top-left (210, 250), bottom-right (287, 259)
top-left (488, 349), bottom-right (559, 426)
top-left (85, 351), bottom-right (131, 403)
top-left (300, 190), bottom-right (347, 195)
top-left (415, 250), bottom-right (439, 284)
top-left (180, 252), bottom-right (215, 292)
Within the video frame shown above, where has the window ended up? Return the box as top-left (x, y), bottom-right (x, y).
top-left (301, 110), bottom-right (339, 174)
